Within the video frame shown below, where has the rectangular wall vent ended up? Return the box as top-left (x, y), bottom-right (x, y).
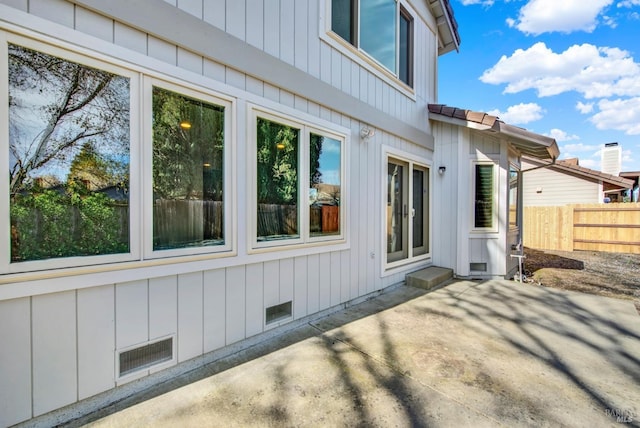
top-left (266, 301), bottom-right (292, 325)
top-left (470, 262), bottom-right (487, 272)
top-left (119, 337), bottom-right (173, 377)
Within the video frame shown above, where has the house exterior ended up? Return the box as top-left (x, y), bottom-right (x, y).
top-left (428, 105), bottom-right (559, 280)
top-left (0, 1), bottom-right (556, 426)
top-left (522, 157), bottom-right (634, 206)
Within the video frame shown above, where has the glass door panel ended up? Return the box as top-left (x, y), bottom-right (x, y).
top-left (412, 167), bottom-right (428, 256)
top-left (387, 160), bottom-right (408, 263)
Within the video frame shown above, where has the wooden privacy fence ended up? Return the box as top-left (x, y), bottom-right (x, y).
top-left (524, 203), bottom-right (640, 254)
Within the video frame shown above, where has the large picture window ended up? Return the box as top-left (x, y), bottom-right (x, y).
top-left (151, 86), bottom-right (226, 251)
top-left (7, 43), bottom-right (131, 264)
top-left (251, 109), bottom-right (346, 249)
top-left (330, 0), bottom-right (414, 87)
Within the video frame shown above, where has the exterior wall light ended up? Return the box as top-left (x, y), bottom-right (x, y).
top-left (360, 126), bottom-right (375, 140)
top-left (438, 166), bottom-right (446, 175)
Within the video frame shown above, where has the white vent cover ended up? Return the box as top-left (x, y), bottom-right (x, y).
top-left (119, 337), bottom-right (173, 377)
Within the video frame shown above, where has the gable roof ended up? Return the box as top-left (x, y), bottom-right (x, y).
top-left (428, 104), bottom-right (560, 160)
top-left (524, 156), bottom-right (635, 190)
top-left (429, 0), bottom-right (460, 55)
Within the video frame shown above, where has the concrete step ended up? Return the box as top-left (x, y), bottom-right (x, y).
top-left (406, 266), bottom-right (453, 290)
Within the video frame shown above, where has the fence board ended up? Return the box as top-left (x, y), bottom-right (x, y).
top-left (524, 203), bottom-right (640, 254)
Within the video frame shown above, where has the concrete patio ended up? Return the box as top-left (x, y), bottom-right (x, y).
top-left (67, 279), bottom-right (639, 427)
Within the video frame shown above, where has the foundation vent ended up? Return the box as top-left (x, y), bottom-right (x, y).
top-left (119, 337), bottom-right (173, 377)
top-left (266, 301), bottom-right (292, 325)
top-left (470, 262), bottom-right (487, 272)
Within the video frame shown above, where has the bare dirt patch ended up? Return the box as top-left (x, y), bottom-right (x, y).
top-left (522, 247), bottom-right (640, 303)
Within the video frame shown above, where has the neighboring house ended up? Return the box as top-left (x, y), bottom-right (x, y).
top-left (620, 171), bottom-right (640, 202)
top-left (428, 105), bottom-right (559, 280)
top-left (0, 1), bottom-right (555, 426)
top-left (522, 157), bottom-right (634, 206)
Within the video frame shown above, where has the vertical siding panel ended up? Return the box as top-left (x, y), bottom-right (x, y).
top-left (330, 48), bottom-right (341, 89)
top-left (349, 125), bottom-right (361, 299)
top-left (373, 133), bottom-right (383, 291)
top-left (29, 0), bottom-right (73, 28)
top-left (293, 0), bottom-right (308, 72)
top-left (75, 7), bottom-right (113, 42)
top-left (32, 291), bottom-right (77, 416)
top-left (320, 43), bottom-right (332, 84)
top-left (340, 249), bottom-right (351, 302)
top-left (77, 285), bottom-right (115, 400)
top-left (246, 0), bottom-right (264, 49)
top-left (149, 276), bottom-right (178, 340)
top-left (280, 89), bottom-right (295, 108)
top-left (245, 263), bottom-right (265, 337)
top-left (263, 0), bottom-right (280, 58)
top-left (307, 253), bottom-right (320, 313)
top-left (358, 125), bottom-right (369, 296)
top-left (203, 269), bottom-right (226, 352)
top-left (178, 272), bottom-right (204, 362)
top-left (263, 260), bottom-right (280, 307)
top-left (246, 76), bottom-right (265, 97)
top-left (203, 58), bottom-right (227, 83)
top-left (307, 0), bottom-right (321, 78)
top-left (115, 280), bottom-right (148, 348)
top-left (293, 256), bottom-right (308, 319)
top-left (226, 68), bottom-right (247, 91)
top-left (0, 298), bottom-right (31, 427)
top-left (114, 22), bottom-right (147, 55)
top-left (341, 57), bottom-right (351, 93)
top-left (318, 252), bottom-right (331, 309)
top-left (294, 95), bottom-right (308, 113)
top-left (264, 82), bottom-right (280, 103)
top-left (366, 132), bottom-right (377, 292)
top-left (280, 258), bottom-right (294, 304)
top-left (280, 0), bottom-right (295, 65)
top-left (226, 0), bottom-right (246, 41)
top-left (1, 0), bottom-right (27, 11)
top-left (177, 0), bottom-right (202, 18)
top-left (350, 62), bottom-right (360, 99)
top-left (177, 47), bottom-right (203, 75)
top-left (203, 0), bottom-right (226, 30)
top-left (359, 68), bottom-right (369, 104)
top-left (330, 251), bottom-right (341, 306)
top-left (225, 265), bottom-right (246, 344)
top-left (148, 35), bottom-right (177, 65)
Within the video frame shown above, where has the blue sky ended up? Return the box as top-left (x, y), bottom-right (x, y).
top-left (438, 0), bottom-right (640, 172)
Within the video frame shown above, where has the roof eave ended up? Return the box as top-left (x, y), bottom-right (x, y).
top-left (429, 0), bottom-right (460, 56)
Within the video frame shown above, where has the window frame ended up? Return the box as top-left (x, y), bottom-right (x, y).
top-left (143, 77), bottom-right (234, 259)
top-left (248, 106), bottom-right (347, 252)
top-left (1, 34), bottom-right (142, 274)
top-left (325, 0), bottom-right (416, 91)
top-left (508, 164), bottom-right (520, 231)
top-left (383, 148), bottom-right (431, 272)
top-left (471, 160), bottom-right (499, 233)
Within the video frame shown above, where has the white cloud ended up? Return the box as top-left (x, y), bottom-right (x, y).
top-left (546, 129), bottom-right (580, 142)
top-left (561, 142), bottom-right (601, 152)
top-left (618, 0), bottom-right (640, 7)
top-left (508, 0), bottom-right (614, 35)
top-left (576, 101), bottom-right (595, 113)
top-left (487, 102), bottom-right (544, 124)
top-left (590, 97), bottom-right (640, 134)
top-left (578, 158), bottom-right (599, 168)
top-left (480, 42), bottom-right (640, 99)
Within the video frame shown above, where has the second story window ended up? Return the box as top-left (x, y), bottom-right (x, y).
top-left (331, 0), bottom-right (413, 87)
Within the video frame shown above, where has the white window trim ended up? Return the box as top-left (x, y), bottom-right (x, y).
top-left (381, 146), bottom-right (432, 274)
top-left (247, 105), bottom-right (347, 253)
top-left (320, 0), bottom-right (417, 99)
top-left (508, 163), bottom-right (520, 232)
top-left (143, 77), bottom-right (235, 260)
top-left (471, 159), bottom-right (499, 234)
top-left (0, 33), bottom-right (142, 274)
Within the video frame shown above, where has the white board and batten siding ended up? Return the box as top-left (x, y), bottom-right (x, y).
top-left (432, 124), bottom-right (516, 279)
top-left (0, 0), bottom-right (441, 425)
top-left (522, 159), bottom-right (602, 206)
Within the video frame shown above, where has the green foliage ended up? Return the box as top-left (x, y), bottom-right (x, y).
top-left (10, 189), bottom-right (128, 262)
top-left (256, 118), bottom-right (299, 204)
top-left (152, 87), bottom-right (225, 201)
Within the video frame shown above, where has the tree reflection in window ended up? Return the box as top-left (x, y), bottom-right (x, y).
top-left (310, 133), bottom-right (341, 237)
top-left (152, 86), bottom-right (225, 250)
top-left (8, 44), bottom-right (130, 262)
top-left (256, 118), bottom-right (299, 241)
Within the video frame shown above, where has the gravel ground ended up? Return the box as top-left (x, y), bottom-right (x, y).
top-left (523, 247), bottom-right (640, 302)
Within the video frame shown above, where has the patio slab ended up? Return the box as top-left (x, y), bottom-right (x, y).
top-left (69, 279), bottom-right (640, 427)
